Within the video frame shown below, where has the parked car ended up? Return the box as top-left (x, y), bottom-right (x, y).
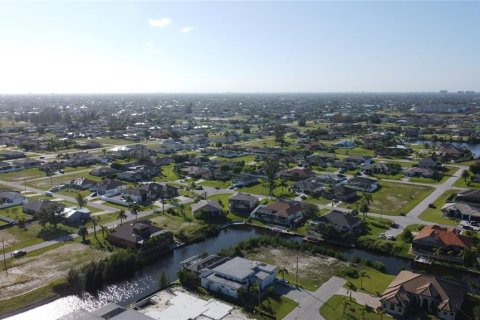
top-left (195, 185), bottom-right (203, 190)
top-left (387, 234), bottom-right (396, 241)
top-left (12, 250), bottom-right (26, 258)
top-left (379, 233), bottom-right (386, 239)
top-left (45, 191), bottom-right (53, 197)
top-left (90, 192), bottom-right (98, 197)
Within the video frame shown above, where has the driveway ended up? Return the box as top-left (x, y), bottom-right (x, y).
top-left (282, 276), bottom-right (346, 320)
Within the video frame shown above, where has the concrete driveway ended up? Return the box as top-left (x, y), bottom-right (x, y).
top-left (282, 276), bottom-right (346, 320)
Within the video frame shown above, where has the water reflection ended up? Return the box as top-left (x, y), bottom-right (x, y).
top-left (6, 275), bottom-right (155, 320)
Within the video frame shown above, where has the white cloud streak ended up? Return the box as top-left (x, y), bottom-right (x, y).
top-left (180, 26), bottom-right (194, 33)
top-left (148, 18), bottom-right (171, 27)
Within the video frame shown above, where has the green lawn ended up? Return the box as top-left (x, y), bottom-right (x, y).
top-left (100, 200), bottom-right (159, 211)
top-left (343, 266), bottom-right (395, 296)
top-left (0, 168), bottom-right (45, 181)
top-left (362, 216), bottom-right (394, 238)
top-left (55, 189), bottom-right (92, 198)
top-left (214, 155), bottom-right (256, 163)
top-left (27, 173), bottom-right (101, 190)
top-left (342, 181), bottom-right (434, 216)
top-left (418, 190), bottom-right (459, 225)
top-left (454, 176), bottom-right (480, 188)
top-left (256, 294), bottom-right (298, 320)
top-left (3, 224), bottom-right (77, 253)
top-left (0, 206), bottom-right (32, 221)
top-left (201, 180), bottom-right (232, 189)
top-left (320, 295), bottom-right (390, 320)
top-left (239, 180), bottom-right (295, 199)
top-left (153, 163), bottom-right (180, 182)
top-left (305, 196), bottom-right (332, 205)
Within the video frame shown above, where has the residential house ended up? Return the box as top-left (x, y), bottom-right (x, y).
top-left (254, 201), bottom-right (304, 227)
top-left (96, 179), bottom-right (127, 196)
top-left (228, 193), bottom-right (259, 215)
top-left (0, 190), bottom-right (26, 209)
top-left (293, 179), bottom-right (324, 196)
top-left (278, 168), bottom-right (314, 181)
top-left (69, 177), bottom-right (97, 190)
top-left (89, 166), bottom-right (118, 177)
top-left (13, 158), bottom-right (42, 168)
top-left (334, 140), bottom-right (356, 148)
top-left (316, 210), bottom-right (362, 233)
top-left (419, 157), bottom-right (440, 169)
top-left (0, 161), bottom-right (23, 173)
top-left (405, 167), bottom-right (436, 179)
top-left (344, 177), bottom-right (378, 192)
top-left (0, 151), bottom-right (26, 160)
top-left (106, 220), bottom-right (173, 253)
top-left (412, 225), bottom-right (472, 263)
top-left (455, 189), bottom-right (480, 205)
top-left (182, 166), bottom-right (212, 180)
top-left (232, 173), bottom-right (260, 187)
top-left (321, 185), bottom-right (357, 202)
top-left (63, 207), bottom-right (91, 226)
top-left (191, 200), bottom-right (224, 218)
top-left (312, 174), bottom-right (346, 187)
top-left (23, 199), bottom-right (54, 216)
top-left (442, 202), bottom-right (480, 223)
top-left (199, 256), bottom-right (277, 299)
top-left (121, 187), bottom-right (149, 203)
top-left (437, 145), bottom-right (472, 163)
top-left (380, 270), bottom-right (466, 320)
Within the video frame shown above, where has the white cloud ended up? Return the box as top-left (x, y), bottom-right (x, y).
top-left (148, 18), bottom-right (171, 27)
top-left (180, 26), bottom-right (194, 33)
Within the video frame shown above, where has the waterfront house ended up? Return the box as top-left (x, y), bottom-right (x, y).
top-left (254, 201), bottom-right (304, 227)
top-left (191, 200), bottom-right (224, 219)
top-left (228, 193), bottom-right (259, 215)
top-left (316, 210), bottom-right (362, 233)
top-left (344, 177), bottom-right (378, 192)
top-left (380, 270), bottom-right (466, 320)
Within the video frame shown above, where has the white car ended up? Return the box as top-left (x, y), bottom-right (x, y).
top-left (387, 235), bottom-right (396, 241)
top-left (379, 233), bottom-right (386, 239)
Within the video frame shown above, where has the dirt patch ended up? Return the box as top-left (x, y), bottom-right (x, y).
top-left (0, 229), bottom-right (18, 247)
top-left (246, 247), bottom-right (346, 288)
top-left (0, 243), bottom-right (107, 300)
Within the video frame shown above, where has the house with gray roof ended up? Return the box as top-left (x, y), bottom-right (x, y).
top-left (200, 256), bottom-right (277, 299)
top-left (228, 193), bottom-right (259, 215)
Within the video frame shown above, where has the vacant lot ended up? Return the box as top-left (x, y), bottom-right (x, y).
top-left (245, 247), bottom-right (347, 291)
top-left (343, 181), bottom-right (434, 216)
top-left (0, 243), bottom-right (107, 300)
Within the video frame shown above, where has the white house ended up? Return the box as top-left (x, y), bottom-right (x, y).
top-left (200, 257), bottom-right (277, 299)
top-left (63, 207), bottom-right (91, 226)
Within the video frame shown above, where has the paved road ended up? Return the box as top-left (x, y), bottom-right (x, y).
top-left (283, 276), bottom-right (346, 320)
top-left (335, 287), bottom-right (380, 309)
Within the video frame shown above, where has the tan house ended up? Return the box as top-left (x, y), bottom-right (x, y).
top-left (380, 271), bottom-right (466, 320)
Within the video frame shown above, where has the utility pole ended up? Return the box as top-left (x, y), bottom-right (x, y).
top-left (24, 178), bottom-right (26, 192)
top-left (2, 238), bottom-right (7, 277)
top-left (296, 255), bottom-right (298, 287)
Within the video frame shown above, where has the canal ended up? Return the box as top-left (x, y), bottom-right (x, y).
top-left (5, 225), bottom-right (479, 320)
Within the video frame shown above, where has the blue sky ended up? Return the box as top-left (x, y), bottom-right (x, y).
top-left (0, 1), bottom-right (479, 93)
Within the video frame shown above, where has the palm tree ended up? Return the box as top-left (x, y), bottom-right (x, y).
top-left (359, 270), bottom-right (370, 290)
top-left (117, 209), bottom-right (127, 224)
top-left (433, 248), bottom-right (442, 259)
top-left (359, 192), bottom-right (373, 220)
top-left (78, 225), bottom-right (88, 243)
top-left (463, 170), bottom-right (470, 184)
top-left (278, 267), bottom-right (289, 280)
top-left (178, 203), bottom-right (186, 217)
top-left (75, 193), bottom-right (87, 208)
top-left (346, 281), bottom-right (357, 301)
top-left (279, 179), bottom-right (289, 199)
top-left (129, 202), bottom-right (141, 221)
top-left (90, 216), bottom-right (99, 240)
top-left (100, 225), bottom-right (109, 240)
top-left (342, 298), bottom-right (351, 316)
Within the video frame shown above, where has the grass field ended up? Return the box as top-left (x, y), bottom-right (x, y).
top-left (454, 175), bottom-right (480, 188)
top-left (239, 180), bottom-right (295, 199)
top-left (343, 266), bottom-right (395, 296)
top-left (342, 181), bottom-right (434, 216)
top-left (0, 206), bottom-right (32, 221)
top-left (200, 180), bottom-right (232, 189)
top-left (418, 190), bottom-right (459, 225)
top-left (256, 294), bottom-right (298, 320)
top-left (320, 295), bottom-right (389, 320)
top-left (0, 168), bottom-right (45, 181)
top-left (333, 147), bottom-right (375, 157)
top-left (153, 164), bottom-right (180, 182)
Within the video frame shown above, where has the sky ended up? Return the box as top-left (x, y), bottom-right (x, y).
top-left (0, 1), bottom-right (479, 94)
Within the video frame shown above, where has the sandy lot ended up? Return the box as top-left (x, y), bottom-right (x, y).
top-left (0, 243), bottom-right (107, 300)
top-left (246, 247), bottom-right (346, 288)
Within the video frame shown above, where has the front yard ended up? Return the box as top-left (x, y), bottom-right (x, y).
top-left (320, 295), bottom-right (389, 320)
top-left (418, 189), bottom-right (459, 225)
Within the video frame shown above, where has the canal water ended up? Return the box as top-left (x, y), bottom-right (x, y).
top-left (413, 140), bottom-right (480, 157)
top-left (5, 226), bottom-right (479, 320)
